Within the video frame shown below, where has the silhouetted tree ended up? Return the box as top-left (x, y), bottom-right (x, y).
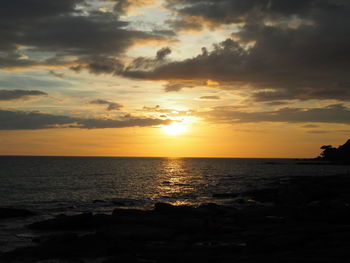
top-left (319, 139), bottom-right (350, 164)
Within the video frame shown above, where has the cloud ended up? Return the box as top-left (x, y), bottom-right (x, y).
top-left (163, 80), bottom-right (207, 92)
top-left (201, 104), bottom-right (350, 125)
top-left (301, 124), bottom-right (319, 128)
top-left (306, 130), bottom-right (330, 134)
top-left (70, 56), bottom-right (125, 75)
top-left (89, 99), bottom-right (123, 111)
top-left (165, 0), bottom-right (334, 27)
top-left (0, 0), bottom-right (166, 73)
top-left (110, 0), bottom-right (157, 15)
top-left (140, 105), bottom-right (193, 117)
top-left (264, 101), bottom-right (289, 106)
top-left (0, 109), bottom-right (170, 130)
top-left (307, 129), bottom-right (350, 134)
top-left (48, 70), bottom-right (65, 78)
top-left (0, 89), bottom-right (47, 101)
top-left (124, 47), bottom-right (172, 73)
top-left (156, 47), bottom-right (172, 60)
top-left (120, 0), bottom-right (350, 102)
top-left (199, 95), bottom-right (221, 100)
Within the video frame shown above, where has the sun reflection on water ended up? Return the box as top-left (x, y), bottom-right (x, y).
top-left (153, 158), bottom-right (202, 206)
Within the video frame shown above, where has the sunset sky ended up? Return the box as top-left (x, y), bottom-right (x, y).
top-left (1, 0), bottom-right (349, 157)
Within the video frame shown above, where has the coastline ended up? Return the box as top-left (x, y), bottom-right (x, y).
top-left (1, 173), bottom-right (350, 262)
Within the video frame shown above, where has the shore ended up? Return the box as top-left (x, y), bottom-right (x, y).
top-left (1, 174), bottom-right (350, 263)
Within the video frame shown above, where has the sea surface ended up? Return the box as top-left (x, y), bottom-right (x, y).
top-left (1, 156), bottom-right (350, 213)
top-left (1, 156), bottom-right (350, 251)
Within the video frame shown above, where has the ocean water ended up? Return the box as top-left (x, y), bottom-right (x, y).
top-left (1, 156), bottom-right (349, 214)
top-left (1, 156), bottom-right (350, 251)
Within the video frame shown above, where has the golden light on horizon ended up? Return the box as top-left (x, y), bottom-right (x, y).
top-left (163, 122), bottom-right (187, 135)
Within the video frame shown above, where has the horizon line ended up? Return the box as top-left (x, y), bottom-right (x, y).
top-left (0, 154), bottom-right (312, 159)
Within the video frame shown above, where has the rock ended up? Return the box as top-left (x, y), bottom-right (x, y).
top-left (0, 207), bottom-right (36, 219)
top-left (103, 254), bottom-right (139, 263)
top-left (111, 201), bottom-right (125, 206)
top-left (92, 199), bottom-right (105, 203)
top-left (33, 233), bottom-right (78, 245)
top-left (247, 232), bottom-right (312, 253)
top-left (153, 202), bottom-right (199, 216)
top-left (153, 202), bottom-right (175, 212)
top-left (112, 208), bottom-right (145, 217)
top-left (112, 210), bottom-right (169, 227)
top-left (212, 193), bottom-right (239, 199)
top-left (99, 224), bottom-right (174, 241)
top-left (28, 213), bottom-right (93, 230)
top-left (197, 203), bottom-right (237, 216)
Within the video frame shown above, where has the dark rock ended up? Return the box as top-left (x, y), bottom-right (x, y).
top-left (153, 202), bottom-right (175, 212)
top-left (0, 207), bottom-right (36, 219)
top-left (111, 201), bottom-right (126, 206)
top-left (99, 224), bottom-right (174, 242)
top-left (198, 203), bottom-right (237, 215)
top-left (154, 202), bottom-right (200, 216)
top-left (92, 199), bottom-right (105, 203)
top-left (212, 193), bottom-right (239, 199)
top-left (32, 232), bottom-right (78, 244)
top-left (28, 212), bottom-right (93, 230)
top-left (112, 208), bottom-right (145, 217)
top-left (103, 254), bottom-right (139, 263)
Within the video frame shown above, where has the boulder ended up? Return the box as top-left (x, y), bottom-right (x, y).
top-left (28, 213), bottom-right (93, 230)
top-left (0, 207), bottom-right (36, 219)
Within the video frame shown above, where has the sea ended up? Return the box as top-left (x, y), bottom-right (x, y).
top-left (1, 156), bottom-right (350, 251)
top-left (1, 156), bottom-right (350, 212)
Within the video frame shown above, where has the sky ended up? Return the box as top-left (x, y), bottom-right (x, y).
top-left (0, 0), bottom-right (350, 157)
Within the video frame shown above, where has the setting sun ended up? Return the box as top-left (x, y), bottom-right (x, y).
top-left (163, 122), bottom-right (187, 135)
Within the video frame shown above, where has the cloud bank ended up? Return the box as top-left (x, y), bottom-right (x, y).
top-left (202, 104), bottom-right (350, 125)
top-left (89, 99), bottom-right (123, 111)
top-left (0, 89), bottom-right (47, 101)
top-left (0, 0), bottom-right (169, 72)
top-left (121, 0), bottom-right (350, 102)
top-left (0, 109), bottom-right (170, 130)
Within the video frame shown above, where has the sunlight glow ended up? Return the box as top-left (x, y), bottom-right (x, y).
top-left (163, 122), bottom-right (187, 135)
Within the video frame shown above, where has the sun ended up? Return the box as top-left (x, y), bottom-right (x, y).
top-left (163, 122), bottom-right (187, 135)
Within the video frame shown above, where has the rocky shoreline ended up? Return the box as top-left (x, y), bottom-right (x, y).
top-left (1, 174), bottom-right (350, 262)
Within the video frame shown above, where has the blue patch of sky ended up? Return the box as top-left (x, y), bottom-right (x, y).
top-left (0, 72), bottom-right (72, 91)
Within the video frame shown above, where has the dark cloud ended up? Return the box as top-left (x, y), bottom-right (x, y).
top-left (166, 16), bottom-right (204, 31)
top-left (165, 0), bottom-right (340, 26)
top-left (156, 47), bottom-right (172, 60)
top-left (109, 0), bottom-right (150, 15)
top-left (70, 57), bottom-right (124, 75)
top-left (121, 0), bottom-right (350, 102)
top-left (48, 70), bottom-right (65, 78)
top-left (307, 129), bottom-right (350, 134)
top-left (89, 99), bottom-right (123, 111)
top-left (201, 104), bottom-right (350, 125)
top-left (0, 0), bottom-right (165, 73)
top-left (199, 96), bottom-right (221, 100)
top-left (125, 47), bottom-right (172, 73)
top-left (0, 109), bottom-right (170, 130)
top-left (163, 80), bottom-right (207, 92)
top-left (264, 101), bottom-right (289, 106)
top-left (112, 0), bottom-right (131, 14)
top-left (0, 89), bottom-right (47, 101)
